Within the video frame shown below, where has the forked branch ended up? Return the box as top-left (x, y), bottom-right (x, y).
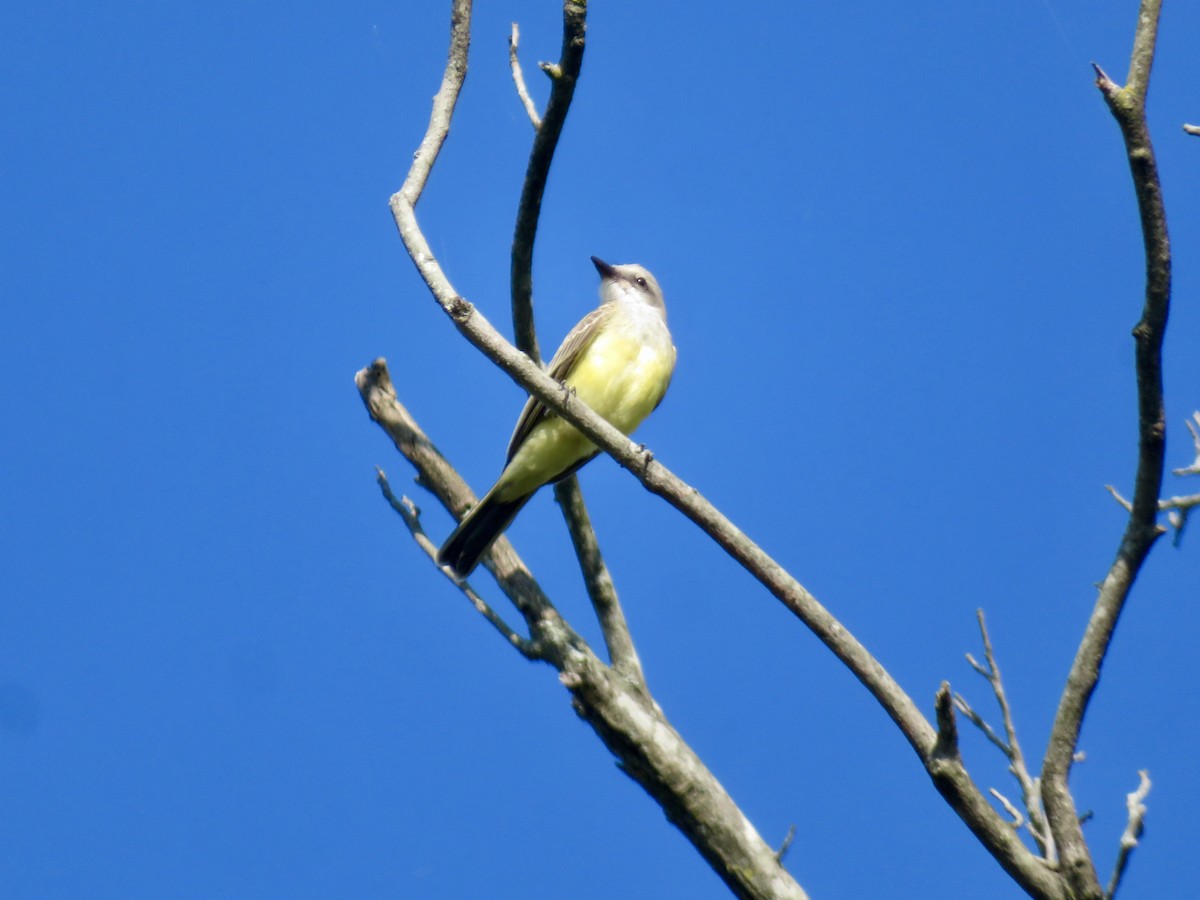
top-left (954, 611), bottom-right (1054, 859)
top-left (1041, 3), bottom-right (1169, 897)
top-left (383, 3), bottom-right (1070, 897)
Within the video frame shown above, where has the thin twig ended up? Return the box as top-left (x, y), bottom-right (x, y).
top-left (359, 361), bottom-right (809, 900)
top-left (1173, 412), bottom-right (1200, 476)
top-left (989, 788), bottom-right (1025, 829)
top-left (510, 0), bottom-right (587, 363)
top-left (355, 359), bottom-right (565, 642)
top-left (959, 611), bottom-right (1055, 858)
top-left (1105, 484), bottom-right (1134, 512)
top-left (1043, 4), bottom-right (1170, 896)
top-left (555, 478), bottom-right (647, 687)
top-left (952, 692), bottom-right (1010, 757)
top-left (1161, 492), bottom-right (1200, 546)
top-left (1109, 413), bottom-right (1200, 545)
top-left (508, 23), bottom-right (542, 129)
top-left (376, 468), bottom-right (541, 659)
top-left (1104, 770), bottom-right (1151, 899)
top-left (776, 824), bottom-right (797, 863)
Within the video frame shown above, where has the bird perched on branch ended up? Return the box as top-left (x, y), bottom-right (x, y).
top-left (438, 256), bottom-right (676, 576)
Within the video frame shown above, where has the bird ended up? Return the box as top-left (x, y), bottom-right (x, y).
top-left (437, 256), bottom-right (677, 577)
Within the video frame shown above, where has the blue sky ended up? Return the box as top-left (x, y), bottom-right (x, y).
top-left (3, 1), bottom-right (1199, 897)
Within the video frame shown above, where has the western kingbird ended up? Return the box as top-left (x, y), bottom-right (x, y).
top-left (437, 256), bottom-right (677, 576)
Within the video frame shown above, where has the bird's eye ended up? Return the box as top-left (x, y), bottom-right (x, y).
top-left (635, 277), bottom-right (648, 288)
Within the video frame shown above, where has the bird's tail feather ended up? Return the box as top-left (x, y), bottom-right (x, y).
top-left (437, 490), bottom-right (532, 577)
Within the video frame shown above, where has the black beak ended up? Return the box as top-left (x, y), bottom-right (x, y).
top-left (591, 256), bottom-right (617, 279)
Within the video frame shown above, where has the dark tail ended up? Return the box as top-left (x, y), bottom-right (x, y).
top-left (437, 490), bottom-right (532, 577)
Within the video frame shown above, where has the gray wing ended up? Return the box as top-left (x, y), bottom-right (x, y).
top-left (505, 305), bottom-right (610, 464)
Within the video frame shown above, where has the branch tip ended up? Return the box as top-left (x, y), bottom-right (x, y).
top-left (933, 682), bottom-right (959, 758)
top-left (776, 824), bottom-right (797, 863)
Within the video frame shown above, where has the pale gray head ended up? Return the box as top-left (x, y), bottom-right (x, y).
top-left (591, 256), bottom-right (666, 316)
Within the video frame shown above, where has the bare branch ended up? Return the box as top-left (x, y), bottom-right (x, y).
top-left (1112, 413), bottom-right (1200, 544)
top-left (990, 788), bottom-right (1025, 829)
top-left (1104, 771), bottom-right (1151, 900)
top-left (1161, 493), bottom-right (1199, 545)
top-left (392, 0), bottom-right (470, 227)
top-left (390, 41), bottom-right (1061, 900)
top-left (386, 4), bottom-right (1065, 896)
top-left (1105, 484), bottom-right (1134, 512)
top-left (510, 0), bottom-right (587, 362)
top-left (508, 23), bottom-right (542, 129)
top-left (379, 6), bottom-right (816, 894)
top-left (1173, 412), bottom-right (1200, 476)
top-left (933, 682), bottom-right (960, 760)
top-left (504, 6), bottom-right (639, 688)
top-left (355, 358), bottom-right (563, 638)
top-left (959, 611), bottom-right (1055, 858)
top-left (953, 692), bottom-right (1009, 757)
top-left (554, 478), bottom-right (647, 687)
top-left (358, 359), bottom-right (808, 899)
top-left (775, 825), bottom-right (797, 863)
top-left (1044, 4), bottom-right (1170, 896)
top-left (375, 469), bottom-right (540, 659)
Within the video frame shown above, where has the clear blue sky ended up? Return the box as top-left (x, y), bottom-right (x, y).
top-left (3, 1), bottom-right (1198, 897)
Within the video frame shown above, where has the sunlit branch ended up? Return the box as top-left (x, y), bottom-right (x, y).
top-left (1042, 4), bottom-right (1170, 897)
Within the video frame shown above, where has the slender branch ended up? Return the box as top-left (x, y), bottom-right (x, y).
top-left (1043, 5), bottom-right (1170, 897)
top-left (957, 611), bottom-right (1054, 858)
top-left (776, 825), bottom-right (797, 863)
top-left (510, 0), bottom-right (587, 362)
top-left (1109, 482), bottom-right (1200, 546)
top-left (356, 358), bottom-right (565, 640)
top-left (358, 363), bottom-right (808, 900)
top-left (504, 4), bottom-right (642, 690)
top-left (555, 478), bottom-right (647, 687)
top-left (1174, 412), bottom-right (1200, 475)
top-left (375, 468), bottom-right (540, 659)
top-left (1108, 411), bottom-right (1200, 544)
top-left (953, 691), bottom-right (1010, 757)
top-left (386, 3), bottom-right (1073, 897)
top-left (390, 15), bottom-right (1059, 893)
top-left (381, 6), bottom-right (811, 896)
top-left (990, 788), bottom-right (1025, 829)
top-left (1161, 493), bottom-right (1200, 545)
top-left (393, 0), bottom-right (470, 218)
top-left (508, 23), bottom-right (542, 129)
top-left (1104, 771), bottom-right (1150, 900)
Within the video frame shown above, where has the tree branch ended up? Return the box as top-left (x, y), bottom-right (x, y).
top-left (1104, 771), bottom-right (1150, 900)
top-left (956, 611), bottom-right (1054, 859)
top-left (374, 467), bottom-right (540, 659)
top-left (379, 5), bottom-right (811, 895)
top-left (356, 358), bottom-right (565, 639)
top-left (386, 5), bottom-right (1067, 894)
top-left (510, 0), bottom-right (586, 363)
top-left (508, 23), bottom-right (541, 130)
top-left (503, 4), bottom-right (643, 690)
top-left (555, 478), bottom-right (648, 687)
top-left (358, 362), bottom-right (808, 899)
top-left (1174, 412), bottom-right (1200, 476)
top-left (1042, 4), bottom-right (1170, 897)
